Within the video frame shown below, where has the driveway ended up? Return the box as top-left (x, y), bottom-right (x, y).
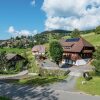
top-left (0, 82), bottom-right (100, 100)
top-left (68, 64), bottom-right (94, 77)
top-left (40, 59), bottom-right (94, 77)
top-left (48, 75), bottom-right (78, 92)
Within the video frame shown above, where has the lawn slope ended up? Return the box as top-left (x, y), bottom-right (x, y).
top-left (82, 32), bottom-right (100, 46)
top-left (63, 32), bottom-right (100, 47)
top-left (76, 77), bottom-right (100, 95)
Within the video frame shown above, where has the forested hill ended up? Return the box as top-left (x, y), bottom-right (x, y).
top-left (41, 30), bottom-right (71, 34)
top-left (0, 29), bottom-right (72, 48)
top-left (0, 28), bottom-right (98, 48)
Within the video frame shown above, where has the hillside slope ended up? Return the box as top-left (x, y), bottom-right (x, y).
top-left (63, 32), bottom-right (100, 47)
top-left (82, 32), bottom-right (100, 46)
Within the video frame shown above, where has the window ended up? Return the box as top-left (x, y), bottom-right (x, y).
top-left (64, 46), bottom-right (71, 49)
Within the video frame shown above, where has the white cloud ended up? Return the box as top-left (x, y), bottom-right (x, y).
top-left (42, 0), bottom-right (100, 30)
top-left (8, 26), bottom-right (38, 36)
top-left (31, 0), bottom-right (35, 7)
top-left (8, 26), bottom-right (15, 33)
top-left (33, 30), bottom-right (38, 35)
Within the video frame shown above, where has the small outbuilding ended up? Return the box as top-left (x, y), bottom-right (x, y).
top-left (6, 54), bottom-right (25, 62)
top-left (5, 53), bottom-right (26, 71)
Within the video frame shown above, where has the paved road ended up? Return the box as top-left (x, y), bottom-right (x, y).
top-left (48, 75), bottom-right (78, 92)
top-left (0, 70), bottom-right (28, 80)
top-left (0, 82), bottom-right (100, 100)
top-left (0, 64), bottom-right (97, 100)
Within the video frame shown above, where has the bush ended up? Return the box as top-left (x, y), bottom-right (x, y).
top-left (15, 61), bottom-right (25, 72)
top-left (92, 46), bottom-right (100, 72)
top-left (95, 26), bottom-right (100, 34)
top-left (39, 68), bottom-right (70, 77)
top-left (0, 96), bottom-right (11, 100)
top-left (89, 71), bottom-right (100, 77)
top-left (64, 70), bottom-right (70, 76)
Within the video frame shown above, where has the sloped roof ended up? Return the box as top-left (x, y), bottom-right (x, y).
top-left (60, 37), bottom-right (94, 53)
top-left (6, 54), bottom-right (24, 61)
top-left (32, 45), bottom-right (45, 53)
top-left (6, 54), bottom-right (17, 60)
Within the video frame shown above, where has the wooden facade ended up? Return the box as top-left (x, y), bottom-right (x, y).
top-left (60, 37), bottom-right (95, 65)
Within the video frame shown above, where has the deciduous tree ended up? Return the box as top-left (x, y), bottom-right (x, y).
top-left (92, 46), bottom-right (100, 72)
top-left (49, 41), bottom-right (63, 66)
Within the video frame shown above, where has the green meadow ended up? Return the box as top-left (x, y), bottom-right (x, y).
top-left (63, 32), bottom-right (100, 47)
top-left (0, 47), bottom-right (26, 54)
top-left (76, 76), bottom-right (100, 95)
top-left (82, 32), bottom-right (100, 46)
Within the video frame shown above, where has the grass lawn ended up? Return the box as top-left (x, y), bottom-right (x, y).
top-left (82, 32), bottom-right (100, 46)
top-left (16, 76), bottom-right (67, 86)
top-left (0, 96), bottom-right (11, 100)
top-left (0, 48), bottom-right (26, 54)
top-left (76, 76), bottom-right (100, 95)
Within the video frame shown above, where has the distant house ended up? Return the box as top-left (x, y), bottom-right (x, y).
top-left (5, 53), bottom-right (26, 70)
top-left (6, 54), bottom-right (25, 62)
top-left (60, 37), bottom-right (95, 65)
top-left (32, 45), bottom-right (45, 56)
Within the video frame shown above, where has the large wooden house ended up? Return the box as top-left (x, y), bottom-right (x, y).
top-left (60, 37), bottom-right (95, 65)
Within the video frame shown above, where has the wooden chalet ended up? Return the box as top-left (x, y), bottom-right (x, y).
top-left (5, 53), bottom-right (26, 71)
top-left (6, 54), bottom-right (25, 62)
top-left (60, 37), bottom-right (95, 65)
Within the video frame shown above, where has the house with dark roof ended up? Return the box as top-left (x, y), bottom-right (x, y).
top-left (60, 37), bottom-right (95, 65)
top-left (5, 53), bottom-right (26, 71)
top-left (6, 54), bottom-right (25, 62)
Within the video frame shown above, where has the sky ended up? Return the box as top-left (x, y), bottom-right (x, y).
top-left (0, 0), bottom-right (100, 40)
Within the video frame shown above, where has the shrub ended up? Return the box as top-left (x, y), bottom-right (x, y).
top-left (39, 68), bottom-right (70, 77)
top-left (0, 96), bottom-right (11, 100)
top-left (92, 46), bottom-right (100, 72)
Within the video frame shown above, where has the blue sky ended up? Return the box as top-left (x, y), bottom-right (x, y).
top-left (0, 0), bottom-right (100, 40)
top-left (0, 0), bottom-right (45, 40)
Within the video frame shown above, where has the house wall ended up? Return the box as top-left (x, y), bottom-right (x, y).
top-left (62, 52), bottom-right (92, 65)
top-left (63, 52), bottom-right (81, 61)
top-left (32, 52), bottom-right (45, 56)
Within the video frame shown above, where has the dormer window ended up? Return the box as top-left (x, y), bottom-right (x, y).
top-left (64, 46), bottom-right (71, 49)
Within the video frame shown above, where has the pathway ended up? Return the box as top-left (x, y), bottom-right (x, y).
top-left (0, 82), bottom-right (100, 100)
top-left (48, 75), bottom-right (78, 92)
top-left (0, 70), bottom-right (28, 80)
top-left (0, 64), bottom-right (97, 100)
